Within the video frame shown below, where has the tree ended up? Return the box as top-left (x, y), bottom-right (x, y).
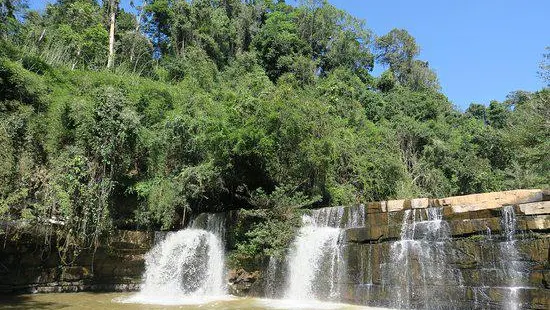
top-left (295, 0), bottom-right (374, 77)
top-left (253, 6), bottom-right (310, 81)
top-left (0, 0), bottom-right (27, 39)
top-left (375, 28), bottom-right (439, 91)
top-left (487, 100), bottom-right (510, 129)
top-left (407, 60), bottom-right (440, 91)
top-left (107, 0), bottom-right (119, 69)
top-left (376, 69), bottom-right (396, 92)
top-left (375, 28), bottom-right (418, 76)
top-left (539, 46), bottom-right (549, 87)
top-left (465, 103), bottom-right (486, 123)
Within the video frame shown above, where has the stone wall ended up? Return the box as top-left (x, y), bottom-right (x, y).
top-left (0, 230), bottom-right (153, 294)
top-left (334, 189), bottom-right (550, 309)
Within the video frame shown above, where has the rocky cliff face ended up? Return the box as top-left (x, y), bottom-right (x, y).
top-left (0, 230), bottom-right (153, 294)
top-left (1, 189), bottom-right (549, 310)
top-left (325, 189), bottom-right (550, 309)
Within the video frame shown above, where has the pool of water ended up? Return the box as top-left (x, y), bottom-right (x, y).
top-left (0, 293), bottom-right (390, 310)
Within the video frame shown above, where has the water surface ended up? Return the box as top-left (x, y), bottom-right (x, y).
top-left (0, 293), bottom-right (390, 310)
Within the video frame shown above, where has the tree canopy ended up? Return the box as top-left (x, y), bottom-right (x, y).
top-left (0, 0), bottom-right (548, 262)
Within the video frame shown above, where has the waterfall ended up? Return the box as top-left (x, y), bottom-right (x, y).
top-left (348, 204), bottom-right (366, 228)
top-left (310, 205), bottom-right (366, 228)
top-left (383, 208), bottom-right (462, 309)
top-left (124, 213), bottom-right (227, 305)
top-left (190, 212), bottom-right (226, 240)
top-left (499, 206), bottom-right (524, 310)
top-left (284, 214), bottom-right (343, 301)
top-left (265, 256), bottom-right (280, 298)
top-left (311, 206), bottom-right (346, 227)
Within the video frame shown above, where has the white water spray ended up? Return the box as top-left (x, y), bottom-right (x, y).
top-left (499, 205), bottom-right (524, 310)
top-left (124, 214), bottom-right (227, 305)
top-left (383, 208), bottom-right (462, 309)
top-left (284, 214), bottom-right (342, 301)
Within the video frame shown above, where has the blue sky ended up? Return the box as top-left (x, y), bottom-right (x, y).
top-left (28, 0), bottom-right (549, 109)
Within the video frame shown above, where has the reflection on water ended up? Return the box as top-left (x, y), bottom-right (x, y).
top-left (0, 293), bottom-right (391, 310)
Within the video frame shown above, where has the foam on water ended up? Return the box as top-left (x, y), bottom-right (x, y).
top-left (256, 298), bottom-right (387, 310)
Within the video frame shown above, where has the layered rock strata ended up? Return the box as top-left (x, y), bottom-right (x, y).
top-left (0, 230), bottom-right (153, 294)
top-left (333, 189), bottom-right (550, 309)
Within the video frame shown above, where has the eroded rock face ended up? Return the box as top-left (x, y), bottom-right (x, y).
top-left (331, 189), bottom-right (550, 310)
top-left (2, 189), bottom-right (550, 309)
top-left (0, 230), bottom-right (153, 294)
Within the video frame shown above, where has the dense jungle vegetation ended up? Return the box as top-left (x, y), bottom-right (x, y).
top-left (0, 0), bottom-right (548, 262)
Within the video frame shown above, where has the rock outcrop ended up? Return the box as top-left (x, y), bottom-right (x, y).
top-left (331, 189), bottom-right (550, 310)
top-left (0, 230), bottom-right (153, 294)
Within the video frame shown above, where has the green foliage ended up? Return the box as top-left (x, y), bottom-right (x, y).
top-left (253, 8), bottom-right (309, 81)
top-left (0, 57), bottom-right (46, 110)
top-left (229, 185), bottom-right (315, 264)
top-left (375, 28), bottom-right (439, 91)
top-left (377, 70), bottom-right (396, 92)
top-left (0, 0), bottom-right (548, 269)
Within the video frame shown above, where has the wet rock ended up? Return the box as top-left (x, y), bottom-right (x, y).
top-left (227, 268), bottom-right (260, 296)
top-left (365, 202), bottom-right (384, 214)
top-left (448, 217), bottom-right (501, 237)
top-left (519, 215), bottom-right (550, 231)
top-left (343, 226), bottom-right (387, 243)
top-left (61, 266), bottom-right (91, 281)
top-left (0, 230), bottom-right (151, 294)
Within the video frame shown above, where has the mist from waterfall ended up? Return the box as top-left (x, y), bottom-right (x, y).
top-left (310, 205), bottom-right (366, 228)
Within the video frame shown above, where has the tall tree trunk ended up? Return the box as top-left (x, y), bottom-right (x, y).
top-left (107, 0), bottom-right (118, 69)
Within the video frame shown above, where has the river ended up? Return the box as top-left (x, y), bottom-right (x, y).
top-left (0, 293), bottom-right (390, 310)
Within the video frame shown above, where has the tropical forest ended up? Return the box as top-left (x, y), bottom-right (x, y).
top-left (0, 1), bottom-right (548, 309)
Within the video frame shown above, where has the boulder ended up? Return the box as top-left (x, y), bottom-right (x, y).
top-left (227, 268), bottom-right (260, 296)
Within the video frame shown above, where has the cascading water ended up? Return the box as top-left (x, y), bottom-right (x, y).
top-left (190, 212), bottom-right (227, 239)
top-left (284, 213), bottom-right (343, 301)
top-left (265, 256), bottom-right (280, 298)
top-left (124, 213), bottom-right (227, 305)
top-left (382, 208), bottom-right (462, 309)
top-left (310, 205), bottom-right (366, 228)
top-left (499, 205), bottom-right (524, 310)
